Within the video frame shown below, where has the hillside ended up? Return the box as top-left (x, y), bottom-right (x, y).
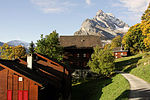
top-left (115, 52), bottom-right (150, 83)
top-left (7, 40), bottom-right (29, 48)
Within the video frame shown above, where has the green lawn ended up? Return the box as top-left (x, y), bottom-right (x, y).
top-left (72, 78), bottom-right (112, 100)
top-left (130, 64), bottom-right (150, 83)
top-left (129, 53), bottom-right (150, 83)
top-left (100, 74), bottom-right (130, 100)
top-left (72, 74), bottom-right (130, 100)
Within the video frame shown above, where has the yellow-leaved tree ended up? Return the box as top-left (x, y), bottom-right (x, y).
top-left (141, 4), bottom-right (150, 48)
top-left (122, 23), bottom-right (145, 55)
top-left (0, 44), bottom-right (26, 60)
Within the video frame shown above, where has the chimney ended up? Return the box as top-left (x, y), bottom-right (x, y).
top-left (121, 45), bottom-right (123, 51)
top-left (27, 54), bottom-right (32, 69)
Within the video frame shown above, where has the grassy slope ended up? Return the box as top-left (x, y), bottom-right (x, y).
top-left (129, 53), bottom-right (150, 83)
top-left (72, 74), bottom-right (130, 100)
top-left (115, 52), bottom-right (150, 83)
top-left (100, 74), bottom-right (130, 100)
top-left (115, 53), bottom-right (144, 72)
top-left (130, 64), bottom-right (150, 83)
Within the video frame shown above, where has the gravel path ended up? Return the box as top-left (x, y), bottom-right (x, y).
top-left (121, 73), bottom-right (150, 100)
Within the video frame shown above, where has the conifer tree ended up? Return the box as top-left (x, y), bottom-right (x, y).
top-left (29, 41), bottom-right (34, 54)
top-left (35, 31), bottom-right (63, 61)
top-left (88, 46), bottom-right (115, 77)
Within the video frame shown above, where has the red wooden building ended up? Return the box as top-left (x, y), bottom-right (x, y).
top-left (0, 53), bottom-right (71, 100)
top-left (113, 47), bottom-right (128, 58)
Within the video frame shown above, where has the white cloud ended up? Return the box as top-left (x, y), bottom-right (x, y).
top-left (119, 0), bottom-right (150, 13)
top-left (112, 0), bottom-right (150, 25)
top-left (30, 0), bottom-right (76, 13)
top-left (85, 0), bottom-right (91, 5)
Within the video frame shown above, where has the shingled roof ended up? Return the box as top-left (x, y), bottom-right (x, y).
top-left (0, 59), bottom-right (47, 87)
top-left (60, 35), bottom-right (102, 48)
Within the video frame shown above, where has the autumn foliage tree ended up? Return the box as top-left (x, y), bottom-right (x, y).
top-left (0, 43), bottom-right (26, 60)
top-left (35, 31), bottom-right (63, 61)
top-left (122, 23), bottom-right (145, 55)
top-left (88, 46), bottom-right (115, 77)
top-left (141, 4), bottom-right (150, 48)
top-left (111, 35), bottom-right (122, 49)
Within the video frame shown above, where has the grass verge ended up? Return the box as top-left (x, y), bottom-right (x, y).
top-left (100, 74), bottom-right (130, 100)
top-left (115, 53), bottom-right (143, 72)
top-left (72, 78), bottom-right (112, 100)
top-left (72, 74), bottom-right (130, 100)
top-left (130, 64), bottom-right (150, 83)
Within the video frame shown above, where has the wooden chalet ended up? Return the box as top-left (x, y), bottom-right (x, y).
top-left (0, 53), bottom-right (71, 100)
top-left (60, 35), bottom-right (102, 77)
top-left (113, 47), bottom-right (128, 58)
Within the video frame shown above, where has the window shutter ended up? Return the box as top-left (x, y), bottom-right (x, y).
top-left (23, 90), bottom-right (28, 100)
top-left (7, 90), bottom-right (12, 100)
top-left (18, 90), bottom-right (23, 100)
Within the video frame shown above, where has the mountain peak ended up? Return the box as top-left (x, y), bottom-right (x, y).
top-left (96, 10), bottom-right (104, 16)
top-left (7, 40), bottom-right (29, 48)
top-left (74, 10), bottom-right (129, 40)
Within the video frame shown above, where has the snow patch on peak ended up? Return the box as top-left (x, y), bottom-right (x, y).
top-left (106, 13), bottom-right (114, 17)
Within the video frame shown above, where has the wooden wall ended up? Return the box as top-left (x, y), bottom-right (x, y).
top-left (114, 52), bottom-right (128, 58)
top-left (0, 67), bottom-right (39, 100)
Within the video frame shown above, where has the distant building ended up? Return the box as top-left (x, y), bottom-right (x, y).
top-left (60, 35), bottom-right (102, 77)
top-left (112, 47), bottom-right (128, 58)
top-left (0, 53), bottom-right (71, 100)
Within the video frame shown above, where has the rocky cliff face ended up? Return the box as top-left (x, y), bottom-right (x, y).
top-left (74, 10), bottom-right (129, 40)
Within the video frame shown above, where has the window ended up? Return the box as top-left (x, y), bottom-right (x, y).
top-left (83, 53), bottom-right (86, 58)
top-left (116, 56), bottom-right (118, 58)
top-left (77, 53), bottom-right (80, 57)
top-left (121, 53), bottom-right (123, 55)
top-left (115, 53), bottom-right (118, 55)
top-left (19, 77), bottom-right (23, 82)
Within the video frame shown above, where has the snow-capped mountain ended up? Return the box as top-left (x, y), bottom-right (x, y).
top-left (7, 40), bottom-right (29, 48)
top-left (74, 10), bottom-right (130, 40)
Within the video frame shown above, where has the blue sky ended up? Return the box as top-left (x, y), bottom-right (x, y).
top-left (0, 0), bottom-right (149, 43)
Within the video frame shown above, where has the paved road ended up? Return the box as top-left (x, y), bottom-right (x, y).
top-left (121, 73), bottom-right (150, 100)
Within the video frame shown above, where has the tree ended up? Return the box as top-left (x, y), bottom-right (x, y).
top-left (141, 3), bottom-right (150, 21)
top-left (35, 31), bottom-right (63, 61)
top-left (0, 44), bottom-right (26, 60)
top-left (88, 46), bottom-right (115, 77)
top-left (29, 41), bottom-right (35, 54)
top-left (122, 23), bottom-right (145, 55)
top-left (141, 4), bottom-right (150, 48)
top-left (104, 43), bottom-right (111, 50)
top-left (12, 45), bottom-right (26, 59)
top-left (0, 43), bottom-right (12, 60)
top-left (111, 35), bottom-right (122, 49)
